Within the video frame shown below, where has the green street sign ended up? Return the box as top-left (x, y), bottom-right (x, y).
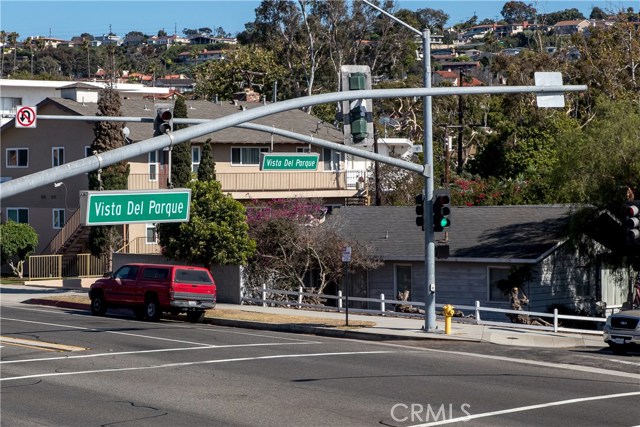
top-left (80, 189), bottom-right (191, 226)
top-left (260, 153), bottom-right (319, 171)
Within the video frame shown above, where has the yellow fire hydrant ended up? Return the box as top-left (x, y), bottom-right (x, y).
top-left (442, 304), bottom-right (455, 335)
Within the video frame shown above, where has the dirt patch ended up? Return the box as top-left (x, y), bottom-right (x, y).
top-left (39, 295), bottom-right (375, 328)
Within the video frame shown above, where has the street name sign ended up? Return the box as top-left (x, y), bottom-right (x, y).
top-left (260, 153), bottom-right (319, 171)
top-left (80, 189), bottom-right (191, 226)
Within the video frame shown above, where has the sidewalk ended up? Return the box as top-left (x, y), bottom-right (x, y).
top-left (1, 283), bottom-right (604, 349)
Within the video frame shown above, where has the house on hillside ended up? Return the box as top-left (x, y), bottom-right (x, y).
top-left (553, 20), bottom-right (592, 35)
top-left (1, 86), bottom-right (368, 259)
top-left (324, 205), bottom-right (633, 318)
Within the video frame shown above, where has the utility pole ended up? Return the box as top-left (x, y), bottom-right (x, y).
top-left (361, 0), bottom-right (437, 331)
top-left (457, 69), bottom-right (464, 175)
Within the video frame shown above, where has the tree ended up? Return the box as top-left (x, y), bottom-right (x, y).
top-left (88, 88), bottom-right (129, 267)
top-left (415, 7), bottom-right (449, 32)
top-left (158, 180), bottom-right (255, 269)
top-left (157, 29), bottom-right (168, 37)
top-left (500, 1), bottom-right (537, 23)
top-left (245, 199), bottom-right (380, 296)
top-left (197, 139), bottom-right (216, 181)
top-left (7, 32), bottom-right (19, 72)
top-left (0, 221), bottom-right (38, 278)
top-left (170, 96), bottom-right (193, 187)
top-left (194, 45), bottom-right (286, 101)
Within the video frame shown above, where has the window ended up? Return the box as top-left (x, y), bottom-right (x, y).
top-left (142, 268), bottom-right (169, 280)
top-left (85, 146), bottom-right (92, 158)
top-left (192, 146), bottom-right (201, 173)
top-left (53, 209), bottom-right (65, 229)
top-left (323, 148), bottom-right (343, 171)
top-left (175, 269), bottom-right (214, 285)
top-left (146, 224), bottom-right (157, 244)
top-left (52, 147), bottom-right (65, 167)
top-left (1, 97), bottom-right (22, 112)
top-left (231, 147), bottom-right (268, 166)
top-left (488, 267), bottom-right (511, 302)
top-left (296, 146), bottom-right (311, 153)
top-left (6, 148), bottom-right (28, 167)
top-left (394, 265), bottom-right (412, 298)
top-left (114, 265), bottom-right (139, 280)
top-left (7, 208), bottom-right (28, 224)
top-left (148, 151), bottom-right (158, 181)
top-left (575, 266), bottom-right (596, 298)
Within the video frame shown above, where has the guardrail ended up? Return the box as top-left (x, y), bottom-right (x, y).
top-left (242, 286), bottom-right (610, 335)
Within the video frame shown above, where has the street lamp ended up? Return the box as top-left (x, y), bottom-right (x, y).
top-left (361, 0), bottom-right (437, 331)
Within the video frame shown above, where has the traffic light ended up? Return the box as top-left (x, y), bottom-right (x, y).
top-left (415, 193), bottom-right (424, 230)
top-left (433, 190), bottom-right (451, 232)
top-left (153, 105), bottom-right (173, 136)
top-left (625, 200), bottom-right (640, 244)
top-left (340, 65), bottom-right (373, 149)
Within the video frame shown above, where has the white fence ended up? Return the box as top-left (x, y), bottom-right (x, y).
top-left (242, 286), bottom-right (611, 336)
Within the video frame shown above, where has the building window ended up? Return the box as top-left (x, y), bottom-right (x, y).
top-left (85, 146), bottom-right (92, 157)
top-left (192, 146), bottom-right (201, 173)
top-left (231, 147), bottom-right (268, 166)
top-left (53, 209), bottom-right (65, 229)
top-left (488, 267), bottom-right (511, 302)
top-left (323, 148), bottom-right (343, 171)
top-left (6, 148), bottom-right (28, 167)
top-left (52, 147), bottom-right (65, 167)
top-left (7, 208), bottom-right (28, 224)
top-left (148, 151), bottom-right (158, 181)
top-left (575, 266), bottom-right (596, 298)
top-left (1, 97), bottom-right (22, 112)
top-left (146, 224), bottom-right (157, 244)
top-left (296, 146), bottom-right (311, 153)
top-left (394, 264), bottom-right (412, 298)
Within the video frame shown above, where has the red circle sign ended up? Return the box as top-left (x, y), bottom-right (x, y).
top-left (16, 106), bottom-right (37, 127)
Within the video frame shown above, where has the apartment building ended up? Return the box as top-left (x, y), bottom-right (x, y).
top-left (1, 84), bottom-right (368, 257)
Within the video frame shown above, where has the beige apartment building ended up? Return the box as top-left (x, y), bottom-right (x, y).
top-left (1, 85), bottom-right (368, 259)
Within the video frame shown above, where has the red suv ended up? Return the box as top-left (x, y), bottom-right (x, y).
top-left (89, 263), bottom-right (216, 323)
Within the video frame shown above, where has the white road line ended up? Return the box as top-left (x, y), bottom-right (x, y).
top-left (410, 391), bottom-right (640, 427)
top-left (5, 305), bottom-right (320, 342)
top-left (0, 341), bottom-right (319, 364)
top-left (0, 350), bottom-right (397, 382)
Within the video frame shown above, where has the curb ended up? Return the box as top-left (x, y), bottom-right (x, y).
top-left (23, 299), bottom-right (478, 343)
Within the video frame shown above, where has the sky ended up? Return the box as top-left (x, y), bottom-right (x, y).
top-left (0, 0), bottom-right (636, 40)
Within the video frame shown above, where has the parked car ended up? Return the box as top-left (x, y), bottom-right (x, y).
top-left (603, 309), bottom-right (640, 354)
top-left (89, 263), bottom-right (216, 323)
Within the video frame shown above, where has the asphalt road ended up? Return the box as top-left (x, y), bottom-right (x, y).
top-left (1, 303), bottom-right (639, 427)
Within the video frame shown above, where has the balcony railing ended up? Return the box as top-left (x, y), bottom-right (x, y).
top-left (127, 170), bottom-right (367, 192)
top-left (116, 237), bottom-right (162, 255)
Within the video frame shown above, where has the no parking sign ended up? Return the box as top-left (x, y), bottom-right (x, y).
top-left (15, 106), bottom-right (37, 128)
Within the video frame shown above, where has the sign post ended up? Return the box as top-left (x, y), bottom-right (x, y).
top-left (80, 189), bottom-right (191, 226)
top-left (342, 246), bottom-right (352, 326)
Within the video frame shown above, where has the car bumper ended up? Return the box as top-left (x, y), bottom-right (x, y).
top-left (603, 330), bottom-right (640, 346)
top-left (170, 299), bottom-right (216, 310)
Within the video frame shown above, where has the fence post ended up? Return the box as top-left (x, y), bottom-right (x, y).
top-left (475, 301), bottom-right (481, 323)
top-left (262, 284), bottom-right (267, 307)
top-left (553, 308), bottom-right (558, 333)
top-left (338, 290), bottom-right (343, 310)
top-left (380, 293), bottom-right (385, 315)
top-left (298, 286), bottom-right (303, 308)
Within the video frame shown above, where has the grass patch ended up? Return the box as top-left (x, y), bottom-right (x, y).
top-left (38, 295), bottom-right (375, 328)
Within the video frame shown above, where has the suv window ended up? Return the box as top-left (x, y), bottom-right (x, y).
top-left (115, 265), bottom-right (139, 280)
top-left (175, 269), bottom-right (213, 285)
top-left (142, 268), bottom-right (169, 280)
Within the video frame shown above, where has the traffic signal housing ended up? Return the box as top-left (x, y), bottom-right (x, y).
top-left (340, 65), bottom-right (373, 149)
top-left (625, 200), bottom-right (640, 244)
top-left (415, 193), bottom-right (424, 230)
top-left (433, 190), bottom-right (451, 232)
top-left (153, 105), bottom-right (173, 136)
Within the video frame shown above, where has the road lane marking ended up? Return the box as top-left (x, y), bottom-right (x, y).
top-left (4, 305), bottom-right (319, 342)
top-left (0, 341), bottom-right (320, 364)
top-left (409, 391), bottom-right (640, 426)
top-left (0, 350), bottom-right (397, 382)
top-left (0, 336), bottom-right (86, 352)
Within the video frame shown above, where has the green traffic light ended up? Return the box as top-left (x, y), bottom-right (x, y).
top-left (440, 218), bottom-right (450, 228)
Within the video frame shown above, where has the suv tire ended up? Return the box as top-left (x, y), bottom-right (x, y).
top-left (90, 292), bottom-right (108, 316)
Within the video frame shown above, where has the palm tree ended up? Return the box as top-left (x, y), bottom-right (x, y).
top-left (7, 32), bottom-right (19, 72)
top-left (0, 31), bottom-right (6, 77)
top-left (81, 37), bottom-right (91, 78)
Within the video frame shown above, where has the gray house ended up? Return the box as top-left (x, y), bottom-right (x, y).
top-left (327, 205), bottom-right (632, 317)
